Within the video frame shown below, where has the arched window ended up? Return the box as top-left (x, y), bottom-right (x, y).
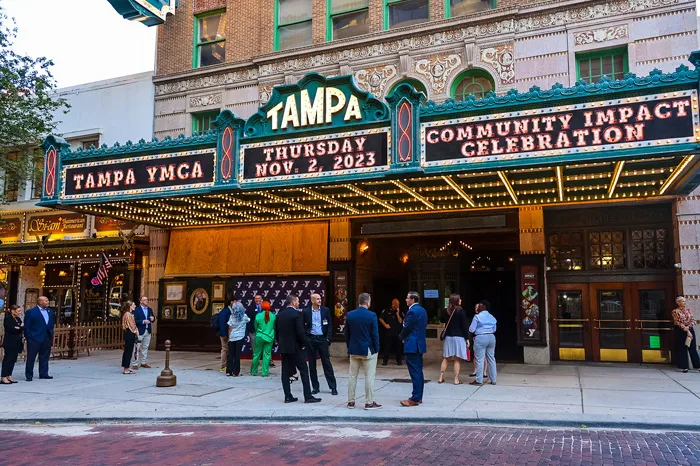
top-left (388, 78), bottom-right (428, 98)
top-left (451, 70), bottom-right (494, 101)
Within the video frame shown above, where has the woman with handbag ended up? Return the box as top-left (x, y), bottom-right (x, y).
top-left (1, 305), bottom-right (24, 384)
top-left (437, 294), bottom-right (469, 385)
top-left (672, 296), bottom-right (700, 373)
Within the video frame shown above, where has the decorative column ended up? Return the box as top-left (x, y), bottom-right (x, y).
top-left (148, 228), bottom-right (170, 348)
top-left (674, 191), bottom-right (700, 342)
top-left (518, 206), bottom-right (549, 365)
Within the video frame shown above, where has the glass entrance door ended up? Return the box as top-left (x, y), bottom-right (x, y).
top-left (550, 284), bottom-right (591, 361)
top-left (591, 284), bottom-right (632, 362)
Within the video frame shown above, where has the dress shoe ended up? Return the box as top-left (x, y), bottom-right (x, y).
top-left (304, 397), bottom-right (322, 403)
top-left (364, 402), bottom-right (382, 410)
top-left (331, 388), bottom-right (338, 396)
top-left (39, 376), bottom-right (53, 380)
top-left (140, 364), bottom-right (152, 369)
top-left (284, 397), bottom-right (298, 403)
top-left (400, 399), bottom-right (420, 407)
top-left (382, 361), bottom-right (388, 366)
top-left (270, 362), bottom-right (276, 367)
top-left (131, 365), bottom-right (139, 370)
top-left (469, 380), bottom-right (483, 386)
top-left (397, 361), bottom-right (403, 366)
top-left (311, 389), bottom-right (320, 395)
top-left (25, 377), bottom-right (32, 382)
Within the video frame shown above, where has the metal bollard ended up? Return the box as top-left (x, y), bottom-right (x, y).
top-left (156, 340), bottom-right (177, 387)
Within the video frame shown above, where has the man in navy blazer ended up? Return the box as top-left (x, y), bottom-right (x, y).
top-left (344, 293), bottom-right (382, 410)
top-left (216, 301), bottom-right (233, 373)
top-left (399, 291), bottom-right (428, 407)
top-left (132, 296), bottom-right (155, 369)
top-left (24, 296), bottom-right (54, 381)
top-left (302, 293), bottom-right (337, 395)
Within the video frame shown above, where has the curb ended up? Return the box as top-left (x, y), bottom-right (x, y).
top-left (1, 415), bottom-right (699, 432)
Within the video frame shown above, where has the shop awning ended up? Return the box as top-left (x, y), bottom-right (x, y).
top-left (38, 63), bottom-right (700, 228)
top-left (0, 236), bottom-right (150, 262)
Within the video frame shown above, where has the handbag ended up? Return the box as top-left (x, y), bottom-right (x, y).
top-left (685, 334), bottom-right (693, 347)
top-left (440, 309), bottom-right (457, 341)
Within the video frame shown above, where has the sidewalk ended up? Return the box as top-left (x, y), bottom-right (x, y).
top-left (3, 350), bottom-right (700, 430)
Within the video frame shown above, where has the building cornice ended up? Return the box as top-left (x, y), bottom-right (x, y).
top-left (153, 0), bottom-right (690, 97)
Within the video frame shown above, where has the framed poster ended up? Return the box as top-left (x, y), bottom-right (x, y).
top-left (176, 305), bottom-right (187, 320)
top-left (517, 256), bottom-right (546, 346)
top-left (212, 281), bottom-right (225, 301)
top-left (190, 288), bottom-right (209, 315)
top-left (212, 302), bottom-right (225, 314)
top-left (164, 282), bottom-right (186, 303)
top-left (162, 306), bottom-right (173, 320)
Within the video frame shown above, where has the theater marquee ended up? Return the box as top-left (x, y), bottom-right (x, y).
top-left (421, 90), bottom-right (699, 167)
top-left (240, 128), bottom-right (391, 183)
top-left (62, 149), bottom-right (216, 200)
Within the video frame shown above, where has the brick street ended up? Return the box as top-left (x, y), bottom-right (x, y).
top-left (1, 423), bottom-right (699, 466)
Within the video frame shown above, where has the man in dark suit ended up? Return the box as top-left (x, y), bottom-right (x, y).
top-left (132, 296), bottom-right (155, 369)
top-left (274, 294), bottom-right (321, 404)
top-left (302, 293), bottom-right (338, 396)
top-left (24, 296), bottom-right (55, 381)
top-left (399, 291), bottom-right (428, 407)
top-left (246, 294), bottom-right (263, 350)
top-left (345, 293), bottom-right (381, 410)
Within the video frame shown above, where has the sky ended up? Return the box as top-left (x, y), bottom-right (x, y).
top-left (3, 0), bottom-right (156, 88)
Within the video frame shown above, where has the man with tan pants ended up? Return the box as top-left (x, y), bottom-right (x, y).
top-left (216, 300), bottom-right (233, 372)
top-left (344, 293), bottom-right (382, 410)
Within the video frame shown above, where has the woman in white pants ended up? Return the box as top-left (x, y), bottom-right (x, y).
top-left (468, 300), bottom-right (497, 386)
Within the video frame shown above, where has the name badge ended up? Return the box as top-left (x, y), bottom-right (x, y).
top-left (322, 319), bottom-right (328, 325)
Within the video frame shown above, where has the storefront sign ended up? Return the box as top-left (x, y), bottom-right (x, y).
top-left (0, 217), bottom-right (22, 241)
top-left (95, 216), bottom-right (138, 232)
top-left (62, 149), bottom-right (215, 199)
top-left (241, 129), bottom-right (390, 183)
top-left (26, 213), bottom-right (87, 236)
top-left (519, 263), bottom-right (542, 344)
top-left (422, 91), bottom-right (698, 167)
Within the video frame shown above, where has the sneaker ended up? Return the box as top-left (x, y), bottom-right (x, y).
top-left (347, 402), bottom-right (355, 409)
top-left (364, 402), bottom-right (382, 410)
top-left (220, 368), bottom-right (226, 373)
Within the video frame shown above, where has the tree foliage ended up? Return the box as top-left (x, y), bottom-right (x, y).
top-left (0, 5), bottom-right (67, 198)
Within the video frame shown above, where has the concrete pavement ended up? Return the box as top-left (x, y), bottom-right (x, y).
top-left (3, 350), bottom-right (700, 430)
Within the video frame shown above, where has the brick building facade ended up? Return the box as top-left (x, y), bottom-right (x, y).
top-left (91, 0), bottom-right (700, 364)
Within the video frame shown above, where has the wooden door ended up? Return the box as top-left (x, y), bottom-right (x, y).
top-left (550, 284), bottom-right (592, 361)
top-left (590, 283), bottom-right (633, 362)
top-left (631, 282), bottom-right (674, 364)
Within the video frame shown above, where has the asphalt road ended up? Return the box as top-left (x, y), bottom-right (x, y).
top-left (1, 422), bottom-right (699, 465)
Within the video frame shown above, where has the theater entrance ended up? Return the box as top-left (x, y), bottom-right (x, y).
top-left (356, 212), bottom-right (524, 362)
top-left (550, 281), bottom-right (675, 363)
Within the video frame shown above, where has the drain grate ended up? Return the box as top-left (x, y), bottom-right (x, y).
top-left (389, 378), bottom-right (430, 383)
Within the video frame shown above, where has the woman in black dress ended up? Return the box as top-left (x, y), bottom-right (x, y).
top-left (1, 305), bottom-right (24, 384)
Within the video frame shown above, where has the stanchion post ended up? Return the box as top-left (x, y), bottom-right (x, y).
top-left (156, 340), bottom-right (177, 387)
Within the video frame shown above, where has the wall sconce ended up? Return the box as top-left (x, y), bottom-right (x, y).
top-left (400, 253), bottom-right (409, 264)
top-left (39, 269), bottom-right (46, 277)
top-left (359, 241), bottom-right (370, 256)
top-left (674, 263), bottom-right (682, 269)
